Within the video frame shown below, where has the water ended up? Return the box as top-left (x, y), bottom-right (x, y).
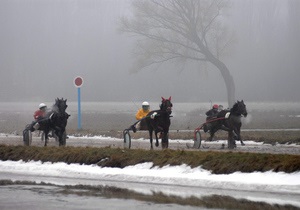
top-left (0, 185), bottom-right (205, 210)
top-left (0, 161), bottom-right (299, 209)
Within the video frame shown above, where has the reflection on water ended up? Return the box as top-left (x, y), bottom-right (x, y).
top-left (0, 184), bottom-right (203, 210)
top-left (0, 183), bottom-right (298, 210)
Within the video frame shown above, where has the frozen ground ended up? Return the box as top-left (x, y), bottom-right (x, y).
top-left (1, 133), bottom-right (300, 154)
top-left (0, 159), bottom-right (299, 209)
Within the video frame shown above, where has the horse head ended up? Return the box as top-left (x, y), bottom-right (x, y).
top-left (54, 98), bottom-right (68, 113)
top-left (160, 96), bottom-right (173, 114)
top-left (232, 100), bottom-right (247, 117)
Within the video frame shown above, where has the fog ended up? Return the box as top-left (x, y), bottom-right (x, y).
top-left (0, 0), bottom-right (299, 104)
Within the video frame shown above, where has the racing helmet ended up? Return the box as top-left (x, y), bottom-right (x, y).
top-left (39, 103), bottom-right (47, 109)
top-left (213, 104), bottom-right (219, 109)
top-left (142, 101), bottom-right (150, 110)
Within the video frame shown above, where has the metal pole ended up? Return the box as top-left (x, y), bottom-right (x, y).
top-left (77, 87), bottom-right (82, 130)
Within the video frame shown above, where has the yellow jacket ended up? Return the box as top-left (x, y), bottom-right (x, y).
top-left (135, 108), bottom-right (150, 120)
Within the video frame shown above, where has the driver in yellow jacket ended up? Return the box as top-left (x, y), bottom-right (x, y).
top-left (132, 101), bottom-right (150, 132)
top-left (135, 101), bottom-right (150, 120)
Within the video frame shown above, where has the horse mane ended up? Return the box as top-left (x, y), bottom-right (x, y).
top-left (230, 100), bottom-right (244, 112)
top-left (53, 98), bottom-right (68, 113)
top-left (230, 102), bottom-right (239, 113)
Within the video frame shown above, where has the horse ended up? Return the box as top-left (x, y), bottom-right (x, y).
top-left (207, 100), bottom-right (248, 149)
top-left (144, 96), bottom-right (173, 149)
top-left (24, 98), bottom-right (70, 146)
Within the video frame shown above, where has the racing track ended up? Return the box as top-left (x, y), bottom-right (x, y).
top-left (0, 133), bottom-right (299, 155)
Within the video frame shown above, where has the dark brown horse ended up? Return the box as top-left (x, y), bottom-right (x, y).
top-left (23, 98), bottom-right (70, 146)
top-left (207, 100), bottom-right (248, 149)
top-left (144, 97), bottom-right (173, 149)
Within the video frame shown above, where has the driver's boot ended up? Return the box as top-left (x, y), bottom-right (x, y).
top-left (203, 123), bottom-right (211, 133)
top-left (33, 122), bottom-right (40, 131)
top-left (29, 122), bottom-right (36, 132)
top-left (203, 124), bottom-right (208, 133)
top-left (130, 125), bottom-right (137, 133)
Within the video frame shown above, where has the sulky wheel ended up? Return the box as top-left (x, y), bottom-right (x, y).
top-left (193, 130), bottom-right (202, 149)
top-left (123, 130), bottom-right (131, 149)
top-left (23, 129), bottom-right (32, 146)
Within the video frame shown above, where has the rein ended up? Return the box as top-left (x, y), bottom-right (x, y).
top-left (194, 116), bottom-right (225, 133)
top-left (205, 117), bottom-right (225, 124)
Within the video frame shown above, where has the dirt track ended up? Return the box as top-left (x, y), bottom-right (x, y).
top-left (0, 133), bottom-right (299, 155)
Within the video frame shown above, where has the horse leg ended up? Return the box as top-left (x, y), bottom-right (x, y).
top-left (149, 130), bottom-right (154, 150)
top-left (57, 132), bottom-right (62, 146)
top-left (227, 131), bottom-right (232, 149)
top-left (233, 129), bottom-right (244, 146)
top-left (208, 129), bottom-right (215, 141)
top-left (236, 124), bottom-right (245, 146)
top-left (240, 138), bottom-right (245, 146)
top-left (55, 129), bottom-right (62, 146)
top-left (55, 129), bottom-right (64, 146)
top-left (227, 131), bottom-right (236, 149)
top-left (154, 131), bottom-right (159, 147)
top-left (220, 125), bottom-right (230, 132)
top-left (161, 132), bottom-right (169, 149)
top-left (44, 130), bottom-right (49, 147)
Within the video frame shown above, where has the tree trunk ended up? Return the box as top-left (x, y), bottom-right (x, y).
top-left (213, 59), bottom-right (236, 107)
top-left (205, 50), bottom-right (236, 107)
top-left (192, 32), bottom-right (236, 107)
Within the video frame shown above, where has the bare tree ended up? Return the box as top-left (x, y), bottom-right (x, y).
top-left (120, 0), bottom-right (236, 106)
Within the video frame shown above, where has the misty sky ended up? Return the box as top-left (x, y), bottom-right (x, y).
top-left (0, 0), bottom-right (299, 104)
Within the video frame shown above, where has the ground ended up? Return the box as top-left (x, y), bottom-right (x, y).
top-left (0, 103), bottom-right (299, 155)
top-left (1, 131), bottom-right (299, 155)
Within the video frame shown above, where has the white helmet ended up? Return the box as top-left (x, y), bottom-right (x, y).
top-left (142, 101), bottom-right (149, 106)
top-left (39, 103), bottom-right (47, 109)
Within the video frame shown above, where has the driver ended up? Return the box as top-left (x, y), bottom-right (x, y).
top-left (203, 104), bottom-right (219, 133)
top-left (34, 103), bottom-right (47, 120)
top-left (30, 103), bottom-right (47, 131)
top-left (131, 101), bottom-right (150, 133)
top-left (206, 104), bottom-right (219, 118)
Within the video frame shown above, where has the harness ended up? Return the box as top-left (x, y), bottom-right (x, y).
top-left (205, 116), bottom-right (225, 124)
top-left (194, 116), bottom-right (226, 135)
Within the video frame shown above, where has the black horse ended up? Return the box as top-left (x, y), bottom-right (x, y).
top-left (24, 98), bottom-right (70, 146)
top-left (144, 97), bottom-right (173, 149)
top-left (207, 100), bottom-right (248, 149)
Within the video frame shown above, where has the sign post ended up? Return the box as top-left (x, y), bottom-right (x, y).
top-left (74, 76), bottom-right (83, 130)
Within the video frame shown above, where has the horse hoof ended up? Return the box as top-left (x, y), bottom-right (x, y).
top-left (241, 143), bottom-right (245, 146)
top-left (155, 142), bottom-right (159, 147)
top-left (228, 144), bottom-right (236, 149)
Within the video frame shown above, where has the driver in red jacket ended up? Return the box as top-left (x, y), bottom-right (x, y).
top-left (34, 103), bottom-right (47, 120)
top-left (30, 103), bottom-right (47, 131)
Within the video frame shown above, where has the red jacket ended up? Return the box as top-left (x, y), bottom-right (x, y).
top-left (34, 110), bottom-right (46, 120)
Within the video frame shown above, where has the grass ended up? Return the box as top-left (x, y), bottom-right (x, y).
top-left (0, 144), bottom-right (299, 174)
